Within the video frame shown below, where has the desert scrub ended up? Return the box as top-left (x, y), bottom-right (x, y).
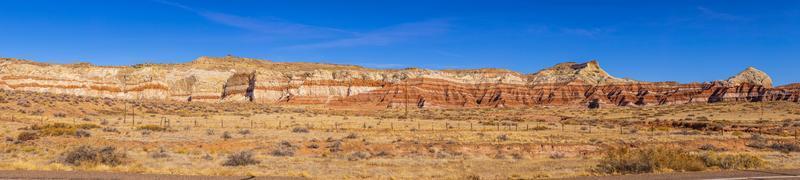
top-left (595, 146), bottom-right (706, 174)
top-left (75, 123), bottom-right (100, 129)
top-left (746, 134), bottom-right (769, 149)
top-left (136, 125), bottom-right (166, 131)
top-left (292, 127), bottom-right (309, 133)
top-left (29, 123), bottom-right (96, 137)
top-left (497, 134), bottom-right (510, 141)
top-left (348, 151), bottom-right (371, 161)
top-left (222, 151), bottom-right (260, 166)
top-left (345, 133), bottom-right (358, 139)
top-left (238, 129), bottom-right (251, 135)
top-left (16, 131), bottom-right (39, 142)
top-left (271, 141), bottom-right (296, 157)
top-left (769, 142), bottom-right (800, 153)
top-left (700, 153), bottom-right (763, 169)
top-left (74, 129), bottom-right (91, 138)
top-left (60, 145), bottom-right (126, 166)
top-left (221, 131), bottom-right (232, 140)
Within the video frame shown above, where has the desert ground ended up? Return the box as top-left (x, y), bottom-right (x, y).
top-left (2, 89), bottom-right (800, 179)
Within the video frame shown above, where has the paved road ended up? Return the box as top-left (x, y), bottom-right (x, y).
top-left (0, 170), bottom-right (304, 180)
top-left (563, 169), bottom-right (800, 180)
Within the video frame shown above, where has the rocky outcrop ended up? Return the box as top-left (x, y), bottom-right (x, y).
top-left (1, 56), bottom-right (798, 109)
top-left (527, 60), bottom-right (636, 85)
top-left (723, 67), bottom-right (773, 88)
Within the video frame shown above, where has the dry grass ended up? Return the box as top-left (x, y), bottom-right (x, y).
top-left (0, 90), bottom-right (799, 179)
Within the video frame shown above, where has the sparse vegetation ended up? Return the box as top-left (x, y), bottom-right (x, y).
top-left (137, 125), bottom-right (166, 131)
top-left (769, 142), bottom-right (800, 153)
top-left (221, 131), bottom-right (232, 140)
top-left (222, 151), bottom-right (260, 166)
top-left (700, 153), bottom-right (763, 169)
top-left (271, 141), bottom-right (296, 157)
top-left (292, 127), bottom-right (309, 133)
top-left (60, 146), bottom-right (126, 166)
top-left (16, 131), bottom-right (39, 142)
top-left (0, 89), bottom-right (799, 179)
top-left (595, 146), bottom-right (706, 174)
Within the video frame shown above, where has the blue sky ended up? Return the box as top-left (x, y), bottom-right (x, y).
top-left (1, 0), bottom-right (798, 85)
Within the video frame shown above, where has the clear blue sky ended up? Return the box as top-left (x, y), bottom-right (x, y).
top-left (1, 0), bottom-right (798, 85)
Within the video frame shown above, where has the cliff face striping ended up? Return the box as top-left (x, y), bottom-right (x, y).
top-left (222, 72), bottom-right (256, 102)
top-left (0, 56), bottom-right (798, 108)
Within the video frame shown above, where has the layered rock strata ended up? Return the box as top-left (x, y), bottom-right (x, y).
top-left (1, 56), bottom-right (798, 108)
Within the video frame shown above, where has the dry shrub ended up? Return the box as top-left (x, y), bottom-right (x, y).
top-left (549, 151), bottom-right (566, 159)
top-left (271, 141), bottom-right (296, 157)
top-left (530, 126), bottom-right (549, 131)
top-left (74, 129), bottom-right (91, 138)
top-left (137, 125), bottom-right (166, 131)
top-left (222, 151), bottom-right (260, 166)
top-left (102, 127), bottom-right (119, 133)
top-left (221, 131), bottom-right (232, 140)
top-left (61, 145), bottom-right (126, 166)
top-left (328, 140), bottom-right (343, 153)
top-left (699, 144), bottom-right (727, 152)
top-left (238, 129), bottom-right (251, 135)
top-left (497, 134), bottom-right (509, 141)
top-left (75, 123), bottom-right (99, 130)
top-left (700, 153), bottom-right (763, 169)
top-left (595, 146), bottom-right (706, 174)
top-left (348, 151), bottom-right (371, 161)
top-left (770, 142), bottom-right (800, 153)
top-left (16, 131), bottom-right (39, 142)
top-left (30, 123), bottom-right (95, 137)
top-left (292, 127), bottom-right (309, 133)
top-left (746, 134), bottom-right (769, 149)
top-left (345, 133), bottom-right (358, 139)
top-left (150, 147), bottom-right (170, 159)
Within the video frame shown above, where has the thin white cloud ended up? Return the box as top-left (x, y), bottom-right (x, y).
top-left (527, 25), bottom-right (615, 38)
top-left (697, 6), bottom-right (747, 21)
top-left (559, 27), bottom-right (616, 38)
top-left (153, 0), bottom-right (354, 38)
top-left (155, 0), bottom-right (449, 49)
top-left (282, 19), bottom-right (451, 50)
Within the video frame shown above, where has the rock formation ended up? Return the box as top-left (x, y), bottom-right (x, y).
top-left (724, 67), bottom-right (773, 88)
top-left (1, 56), bottom-right (798, 109)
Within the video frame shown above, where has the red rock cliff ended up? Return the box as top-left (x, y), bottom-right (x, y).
top-left (1, 56), bottom-right (797, 108)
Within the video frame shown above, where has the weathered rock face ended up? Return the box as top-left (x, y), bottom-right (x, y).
top-left (1, 56), bottom-right (798, 108)
top-left (527, 60), bottom-right (635, 85)
top-left (724, 67), bottom-right (773, 88)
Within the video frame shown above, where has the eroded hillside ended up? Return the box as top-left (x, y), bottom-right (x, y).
top-left (1, 56), bottom-right (798, 108)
